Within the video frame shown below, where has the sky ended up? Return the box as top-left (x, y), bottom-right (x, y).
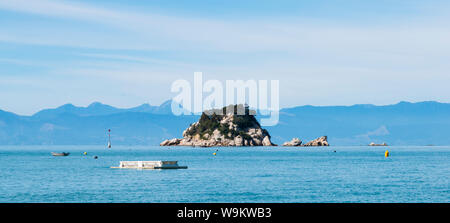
top-left (0, 0), bottom-right (450, 115)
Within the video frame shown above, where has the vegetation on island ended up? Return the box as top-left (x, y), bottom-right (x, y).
top-left (185, 104), bottom-right (269, 140)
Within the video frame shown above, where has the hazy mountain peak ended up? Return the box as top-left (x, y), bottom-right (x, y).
top-left (125, 103), bottom-right (158, 113)
top-left (88, 102), bottom-right (107, 108)
top-left (136, 103), bottom-right (151, 108)
top-left (159, 100), bottom-right (172, 107)
top-left (59, 103), bottom-right (76, 108)
top-left (397, 101), bottom-right (412, 105)
top-left (416, 101), bottom-right (440, 105)
top-left (0, 109), bottom-right (18, 118)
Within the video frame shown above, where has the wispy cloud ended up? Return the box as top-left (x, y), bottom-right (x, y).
top-left (1, 0), bottom-right (450, 114)
top-left (2, 0), bottom-right (449, 53)
top-left (77, 53), bottom-right (194, 68)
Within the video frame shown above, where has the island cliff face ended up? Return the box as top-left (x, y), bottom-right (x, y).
top-left (160, 105), bottom-right (276, 147)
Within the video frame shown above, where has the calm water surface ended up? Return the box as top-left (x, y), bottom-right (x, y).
top-left (0, 146), bottom-right (449, 202)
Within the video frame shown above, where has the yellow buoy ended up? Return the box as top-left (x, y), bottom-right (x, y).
top-left (213, 152), bottom-right (217, 156)
top-left (83, 152), bottom-right (87, 155)
top-left (385, 150), bottom-right (389, 157)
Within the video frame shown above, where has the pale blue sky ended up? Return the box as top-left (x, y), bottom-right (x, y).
top-left (1, 0), bottom-right (450, 115)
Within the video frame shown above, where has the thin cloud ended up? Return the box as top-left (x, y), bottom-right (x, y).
top-left (1, 0), bottom-right (450, 114)
top-left (1, 0), bottom-right (448, 53)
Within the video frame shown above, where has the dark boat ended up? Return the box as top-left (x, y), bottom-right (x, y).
top-left (51, 152), bottom-right (70, 156)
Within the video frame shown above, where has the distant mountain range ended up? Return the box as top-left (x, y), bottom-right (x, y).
top-left (265, 101), bottom-right (450, 146)
top-left (1, 100), bottom-right (449, 146)
top-left (33, 100), bottom-right (175, 119)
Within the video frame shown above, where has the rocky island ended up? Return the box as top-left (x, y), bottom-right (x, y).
top-left (160, 104), bottom-right (276, 147)
top-left (282, 136), bottom-right (329, 147)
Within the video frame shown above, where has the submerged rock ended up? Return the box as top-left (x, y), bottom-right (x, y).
top-left (160, 104), bottom-right (276, 147)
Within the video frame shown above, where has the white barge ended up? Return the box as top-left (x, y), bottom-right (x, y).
top-left (111, 161), bottom-right (187, 169)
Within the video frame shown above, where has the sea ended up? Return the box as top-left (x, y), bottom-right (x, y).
top-left (0, 145), bottom-right (449, 203)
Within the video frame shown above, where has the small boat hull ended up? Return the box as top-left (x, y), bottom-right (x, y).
top-left (51, 152), bottom-right (70, 156)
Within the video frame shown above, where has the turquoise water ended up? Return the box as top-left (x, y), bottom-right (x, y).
top-left (0, 146), bottom-right (449, 203)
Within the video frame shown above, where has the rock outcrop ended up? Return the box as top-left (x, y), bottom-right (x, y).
top-left (160, 104), bottom-right (276, 147)
top-left (302, 136), bottom-right (329, 146)
top-left (282, 138), bottom-right (302, 146)
top-left (160, 138), bottom-right (181, 146)
top-left (282, 136), bottom-right (329, 147)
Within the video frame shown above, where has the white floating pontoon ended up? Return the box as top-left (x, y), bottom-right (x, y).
top-left (111, 161), bottom-right (187, 169)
